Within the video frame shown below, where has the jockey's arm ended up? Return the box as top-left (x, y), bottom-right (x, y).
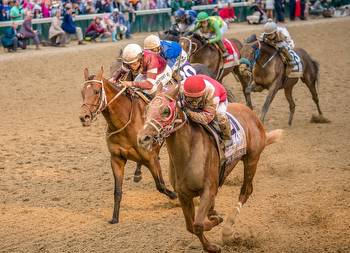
top-left (132, 71), bottom-right (156, 90)
top-left (192, 22), bottom-right (200, 33)
top-left (208, 21), bottom-right (221, 44)
top-left (186, 94), bottom-right (218, 125)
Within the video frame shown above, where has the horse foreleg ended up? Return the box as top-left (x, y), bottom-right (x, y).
top-left (234, 67), bottom-right (253, 109)
top-left (194, 187), bottom-right (222, 233)
top-left (284, 85), bottom-right (296, 126)
top-left (146, 156), bottom-right (177, 199)
top-left (109, 155), bottom-right (126, 224)
top-left (133, 162), bottom-right (142, 183)
top-left (260, 81), bottom-right (280, 123)
top-left (178, 194), bottom-right (195, 234)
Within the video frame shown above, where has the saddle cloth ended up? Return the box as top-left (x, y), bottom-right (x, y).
top-left (223, 38), bottom-right (240, 68)
top-left (203, 112), bottom-right (247, 185)
top-left (288, 50), bottom-right (303, 78)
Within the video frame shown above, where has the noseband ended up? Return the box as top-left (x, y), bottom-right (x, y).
top-left (144, 94), bottom-right (187, 144)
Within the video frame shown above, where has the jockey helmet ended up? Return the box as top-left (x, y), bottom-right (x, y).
top-left (144, 34), bottom-right (161, 50)
top-left (196, 11), bottom-right (209, 22)
top-left (264, 19), bottom-right (277, 34)
top-left (122, 43), bottom-right (143, 64)
top-left (175, 9), bottom-right (186, 17)
top-left (183, 76), bottom-right (206, 97)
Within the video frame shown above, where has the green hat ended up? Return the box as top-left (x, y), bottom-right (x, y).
top-left (196, 12), bottom-right (209, 22)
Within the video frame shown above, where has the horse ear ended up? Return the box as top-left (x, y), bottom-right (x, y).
top-left (96, 66), bottom-right (104, 80)
top-left (168, 84), bottom-right (180, 99)
top-left (84, 68), bottom-right (89, 81)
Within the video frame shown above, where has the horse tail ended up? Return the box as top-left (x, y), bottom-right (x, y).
top-left (265, 129), bottom-right (283, 146)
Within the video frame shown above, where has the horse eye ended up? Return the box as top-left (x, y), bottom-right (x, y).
top-left (162, 107), bottom-right (170, 117)
top-left (94, 89), bottom-right (99, 95)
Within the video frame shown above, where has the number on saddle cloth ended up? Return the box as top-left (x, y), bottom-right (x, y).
top-left (179, 62), bottom-right (197, 83)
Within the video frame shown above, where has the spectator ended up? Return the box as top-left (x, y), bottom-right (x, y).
top-left (101, 14), bottom-right (115, 40)
top-left (274, 0), bottom-right (285, 22)
top-left (219, 3), bottom-right (236, 23)
top-left (290, 0), bottom-right (296, 20)
top-left (85, 16), bottom-right (106, 41)
top-left (300, 0), bottom-right (307, 19)
top-left (265, 0), bottom-right (274, 19)
top-left (61, 4), bottom-right (85, 45)
top-left (19, 11), bottom-right (40, 49)
top-left (41, 0), bottom-right (50, 18)
top-left (111, 8), bottom-right (128, 40)
top-left (49, 9), bottom-right (66, 46)
top-left (85, 0), bottom-right (96, 14)
top-left (102, 0), bottom-right (113, 12)
top-left (212, 6), bottom-right (219, 16)
top-left (1, 22), bottom-right (25, 51)
top-left (171, 0), bottom-right (182, 14)
top-left (9, 0), bottom-right (22, 21)
top-left (0, 0), bottom-right (5, 21)
top-left (32, 4), bottom-right (42, 19)
top-left (183, 0), bottom-right (193, 10)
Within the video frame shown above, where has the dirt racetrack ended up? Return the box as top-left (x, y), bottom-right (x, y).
top-left (1, 17), bottom-right (350, 253)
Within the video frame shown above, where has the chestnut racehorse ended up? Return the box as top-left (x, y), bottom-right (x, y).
top-left (137, 85), bottom-right (282, 253)
top-left (79, 67), bottom-right (176, 224)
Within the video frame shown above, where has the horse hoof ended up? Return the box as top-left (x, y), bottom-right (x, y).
top-left (310, 114), bottom-right (331, 124)
top-left (221, 227), bottom-right (233, 244)
top-left (209, 215), bottom-right (224, 225)
top-left (109, 218), bottom-right (119, 224)
top-left (133, 175), bottom-right (142, 183)
top-left (168, 191), bottom-right (177, 200)
top-left (204, 244), bottom-right (221, 253)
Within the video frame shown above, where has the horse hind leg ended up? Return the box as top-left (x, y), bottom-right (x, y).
top-left (133, 162), bottom-right (142, 183)
top-left (284, 85), bottom-right (296, 126)
top-left (222, 154), bottom-right (258, 243)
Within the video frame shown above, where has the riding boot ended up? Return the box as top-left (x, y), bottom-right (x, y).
top-left (217, 113), bottom-right (232, 140)
top-left (217, 40), bottom-right (230, 59)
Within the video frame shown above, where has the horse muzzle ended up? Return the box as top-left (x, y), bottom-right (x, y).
top-left (79, 113), bottom-right (92, 127)
top-left (137, 133), bottom-right (154, 151)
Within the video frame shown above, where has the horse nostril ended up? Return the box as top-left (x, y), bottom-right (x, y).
top-left (79, 116), bottom-right (85, 123)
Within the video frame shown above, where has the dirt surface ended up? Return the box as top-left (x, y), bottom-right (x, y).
top-left (1, 17), bottom-right (349, 253)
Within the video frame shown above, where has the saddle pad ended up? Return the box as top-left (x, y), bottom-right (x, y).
top-left (224, 112), bottom-right (247, 161)
top-left (288, 51), bottom-right (303, 78)
top-left (223, 38), bottom-right (240, 68)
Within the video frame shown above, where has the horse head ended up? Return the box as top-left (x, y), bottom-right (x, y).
top-left (239, 34), bottom-right (261, 77)
top-left (179, 32), bottom-right (207, 57)
top-left (137, 84), bottom-right (183, 150)
top-left (79, 66), bottom-right (107, 126)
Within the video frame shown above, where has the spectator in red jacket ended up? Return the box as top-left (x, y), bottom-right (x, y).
top-left (219, 3), bottom-right (236, 23)
top-left (85, 16), bottom-right (106, 41)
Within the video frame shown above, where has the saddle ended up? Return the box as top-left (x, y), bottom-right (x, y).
top-left (200, 112), bottom-right (247, 186)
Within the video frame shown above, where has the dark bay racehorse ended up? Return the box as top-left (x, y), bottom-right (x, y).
top-left (179, 33), bottom-right (247, 102)
top-left (239, 34), bottom-right (329, 125)
top-left (79, 67), bottom-right (177, 224)
top-left (138, 85), bottom-right (283, 253)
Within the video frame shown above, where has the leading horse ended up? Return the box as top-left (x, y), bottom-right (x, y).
top-left (79, 67), bottom-right (177, 224)
top-left (239, 34), bottom-right (329, 125)
top-left (137, 85), bottom-right (282, 253)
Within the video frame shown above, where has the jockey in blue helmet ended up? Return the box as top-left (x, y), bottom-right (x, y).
top-left (174, 8), bottom-right (196, 33)
top-left (143, 34), bottom-right (188, 70)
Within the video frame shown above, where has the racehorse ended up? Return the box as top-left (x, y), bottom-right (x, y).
top-left (179, 33), bottom-right (247, 102)
top-left (137, 84), bottom-right (283, 253)
top-left (239, 34), bottom-right (330, 125)
top-left (79, 67), bottom-right (177, 224)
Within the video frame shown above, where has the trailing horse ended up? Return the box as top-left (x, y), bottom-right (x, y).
top-left (239, 34), bottom-right (330, 125)
top-left (179, 33), bottom-right (248, 102)
top-left (137, 84), bottom-right (282, 253)
top-left (79, 67), bottom-right (177, 224)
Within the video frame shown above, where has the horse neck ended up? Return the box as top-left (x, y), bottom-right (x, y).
top-left (191, 39), bottom-right (221, 72)
top-left (257, 42), bottom-right (279, 66)
top-left (102, 79), bottom-right (145, 135)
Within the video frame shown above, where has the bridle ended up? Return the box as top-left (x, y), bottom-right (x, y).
top-left (180, 36), bottom-right (207, 58)
top-left (81, 78), bottom-right (131, 136)
top-left (144, 94), bottom-right (187, 144)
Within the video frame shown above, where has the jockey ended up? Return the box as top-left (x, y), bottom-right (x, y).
top-left (182, 74), bottom-right (231, 140)
top-left (174, 9), bottom-right (196, 33)
top-left (118, 43), bottom-right (173, 96)
top-left (261, 19), bottom-right (299, 72)
top-left (193, 11), bottom-right (229, 58)
top-left (143, 34), bottom-right (188, 71)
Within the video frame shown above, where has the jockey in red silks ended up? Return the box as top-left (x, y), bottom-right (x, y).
top-left (182, 74), bottom-right (231, 140)
top-left (115, 43), bottom-right (173, 97)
